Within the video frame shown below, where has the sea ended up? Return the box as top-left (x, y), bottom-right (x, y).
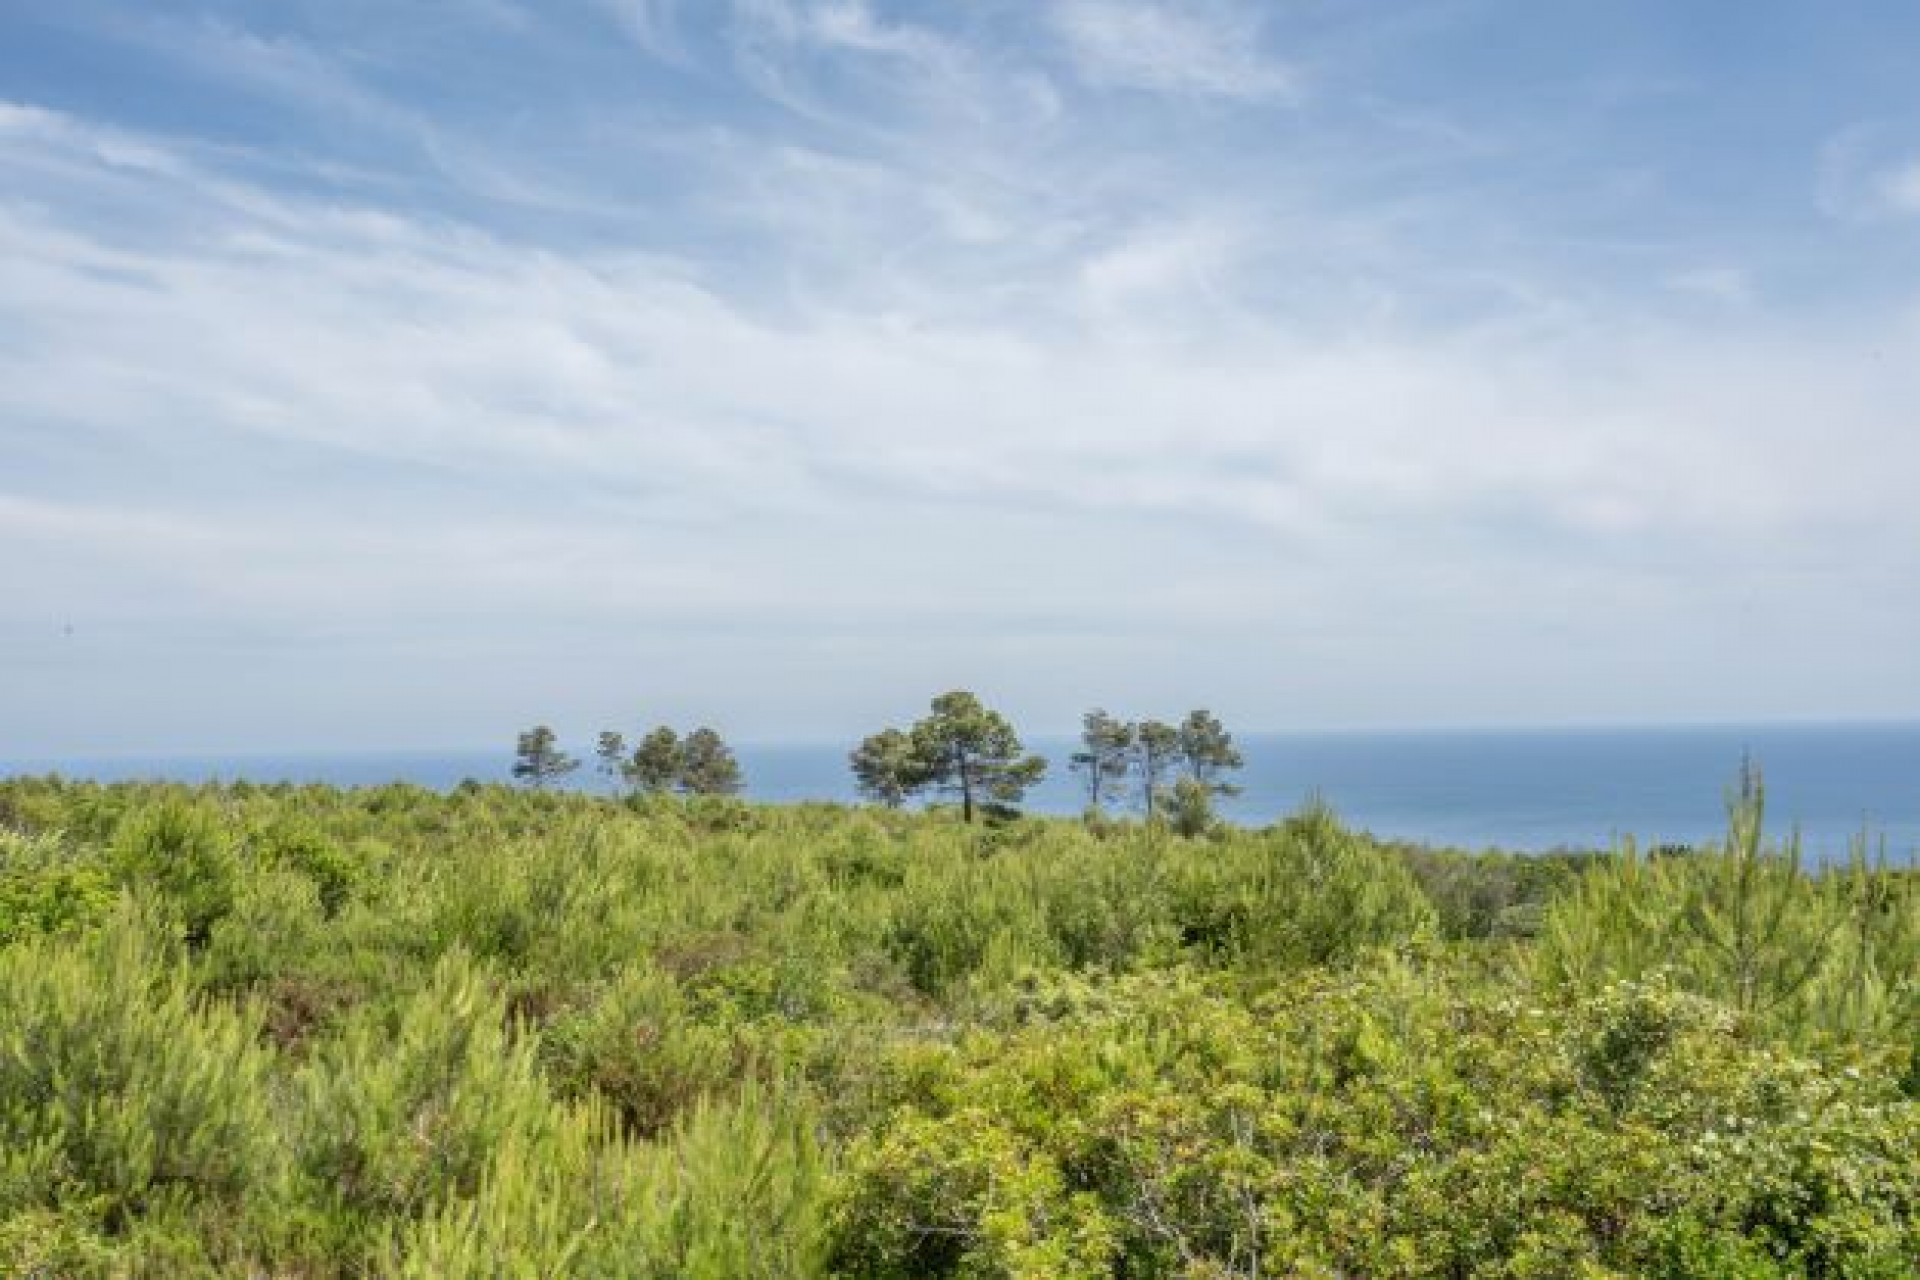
top-left (6, 722), bottom-right (1918, 863)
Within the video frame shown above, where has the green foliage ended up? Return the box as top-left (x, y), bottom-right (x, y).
top-left (1165, 776), bottom-right (1218, 838)
top-left (629, 725), bottom-right (683, 793)
top-left (391, 1080), bottom-right (827, 1279)
top-left (541, 961), bottom-right (736, 1137)
top-left (0, 909), bottom-right (284, 1267)
top-left (1130, 719), bottom-right (1182, 821)
top-left (900, 690), bottom-right (1048, 822)
top-left (249, 817), bottom-right (363, 916)
top-left (595, 729), bottom-right (629, 790)
top-left (851, 726), bottom-right (922, 808)
top-left (827, 966), bottom-right (1919, 1279)
top-left (1175, 708), bottom-right (1243, 796)
top-left (1397, 844), bottom-right (1599, 939)
top-left (0, 828), bottom-right (115, 946)
top-left (1170, 797), bottom-right (1437, 967)
top-left (295, 952), bottom-right (558, 1264)
top-left (511, 723), bottom-right (580, 788)
top-left (108, 800), bottom-right (239, 946)
top-left (1533, 779), bottom-right (1918, 1044)
top-left (1069, 709), bottom-right (1135, 814)
top-left (678, 726), bottom-right (745, 796)
top-left (0, 776), bottom-right (1911, 1277)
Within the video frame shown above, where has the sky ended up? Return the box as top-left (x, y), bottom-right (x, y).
top-left (3, 1), bottom-right (1919, 755)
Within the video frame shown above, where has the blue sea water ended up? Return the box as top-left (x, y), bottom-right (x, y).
top-left (6, 723), bottom-right (1918, 862)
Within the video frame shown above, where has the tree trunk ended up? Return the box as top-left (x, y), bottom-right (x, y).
top-left (957, 746), bottom-right (974, 823)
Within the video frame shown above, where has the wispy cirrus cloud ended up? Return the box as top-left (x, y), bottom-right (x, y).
top-left (3, 2), bottom-right (1919, 752)
top-left (1049, 0), bottom-right (1294, 100)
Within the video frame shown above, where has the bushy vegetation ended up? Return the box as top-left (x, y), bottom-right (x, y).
top-left (0, 775), bottom-right (1912, 1277)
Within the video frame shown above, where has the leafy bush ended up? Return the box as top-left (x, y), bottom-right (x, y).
top-left (1533, 784), bottom-right (1918, 1044)
top-left (293, 951), bottom-right (554, 1266)
top-left (1170, 799), bottom-right (1436, 966)
top-left (541, 961), bottom-right (736, 1137)
top-left (0, 829), bottom-right (115, 946)
top-left (827, 966), bottom-right (1919, 1278)
top-left (0, 909), bottom-right (284, 1266)
top-left (108, 801), bottom-right (239, 947)
top-left (0, 777), bottom-right (1909, 1276)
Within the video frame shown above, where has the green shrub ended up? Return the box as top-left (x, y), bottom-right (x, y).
top-left (541, 962), bottom-right (736, 1138)
top-left (109, 802), bottom-right (238, 947)
top-left (0, 776), bottom-right (1908, 1276)
top-left (1170, 799), bottom-right (1436, 967)
top-left (0, 909), bottom-right (284, 1256)
top-left (294, 951), bottom-right (556, 1265)
top-left (0, 829), bottom-right (116, 947)
top-left (250, 819), bottom-right (364, 917)
top-left (1534, 784), bottom-right (1918, 1044)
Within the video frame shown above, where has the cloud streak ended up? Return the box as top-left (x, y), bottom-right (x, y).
top-left (2, 3), bottom-right (1918, 751)
top-left (1050, 0), bottom-right (1294, 100)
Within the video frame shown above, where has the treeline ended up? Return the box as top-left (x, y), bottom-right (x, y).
top-left (520, 690), bottom-right (1251, 832)
top-left (0, 769), bottom-right (1913, 1276)
top-left (514, 723), bottom-right (743, 796)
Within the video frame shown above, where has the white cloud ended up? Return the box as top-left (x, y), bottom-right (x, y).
top-left (7, 114), bottom-right (1913, 590)
top-left (5, 12), bottom-right (1920, 748)
top-left (1818, 125), bottom-right (1920, 223)
top-left (1878, 158), bottom-right (1920, 215)
top-left (1050, 0), bottom-right (1293, 100)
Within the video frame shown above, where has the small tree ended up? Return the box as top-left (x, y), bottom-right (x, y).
top-left (627, 727), bottom-right (682, 795)
top-left (677, 727), bottom-right (743, 796)
top-left (511, 725), bottom-right (578, 789)
top-left (1129, 720), bottom-right (1180, 822)
top-left (850, 727), bottom-right (924, 808)
top-left (901, 691), bottom-right (1046, 823)
top-left (1166, 777), bottom-right (1219, 839)
top-left (594, 731), bottom-right (628, 793)
top-left (1069, 709), bottom-right (1135, 813)
top-left (1177, 709), bottom-right (1243, 797)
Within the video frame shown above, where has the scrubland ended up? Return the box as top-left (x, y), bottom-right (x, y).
top-left (0, 777), bottom-right (1913, 1277)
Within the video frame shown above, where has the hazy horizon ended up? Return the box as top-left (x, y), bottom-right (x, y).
top-left (10, 714), bottom-right (1920, 767)
top-left (6, 2), bottom-right (1919, 756)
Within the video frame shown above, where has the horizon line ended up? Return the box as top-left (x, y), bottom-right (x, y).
top-left (8, 713), bottom-right (1920, 765)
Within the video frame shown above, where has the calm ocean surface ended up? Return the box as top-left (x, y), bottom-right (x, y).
top-left (6, 723), bottom-right (1917, 862)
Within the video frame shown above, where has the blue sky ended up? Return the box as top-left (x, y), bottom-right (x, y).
top-left (3, 1), bottom-right (1918, 754)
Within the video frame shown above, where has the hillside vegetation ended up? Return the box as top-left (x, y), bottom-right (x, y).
top-left (0, 777), bottom-right (1914, 1278)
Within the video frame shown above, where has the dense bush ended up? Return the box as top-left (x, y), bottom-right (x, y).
top-left (0, 908), bottom-right (284, 1274)
top-left (1533, 788), bottom-right (1918, 1046)
top-left (0, 776), bottom-right (1911, 1277)
top-left (829, 968), bottom-right (1918, 1278)
top-left (0, 828), bottom-right (115, 946)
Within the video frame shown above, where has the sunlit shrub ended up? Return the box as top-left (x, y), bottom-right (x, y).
top-left (0, 776), bottom-right (1909, 1276)
top-left (1534, 783), bottom-right (1919, 1044)
top-left (294, 951), bottom-right (555, 1265)
top-left (109, 802), bottom-right (238, 947)
top-left (0, 829), bottom-right (115, 946)
top-left (540, 962), bottom-right (736, 1138)
top-left (0, 909), bottom-right (284, 1253)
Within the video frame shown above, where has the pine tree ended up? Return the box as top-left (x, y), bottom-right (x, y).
top-left (850, 727), bottom-right (924, 808)
top-left (594, 731), bottom-right (628, 792)
top-left (1176, 709), bottom-right (1244, 797)
top-left (900, 691), bottom-right (1046, 823)
top-left (627, 727), bottom-right (682, 794)
top-left (511, 726), bottom-right (579, 789)
top-left (677, 727), bottom-right (744, 796)
top-left (1130, 720), bottom-right (1180, 821)
top-left (1069, 709), bottom-right (1135, 813)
